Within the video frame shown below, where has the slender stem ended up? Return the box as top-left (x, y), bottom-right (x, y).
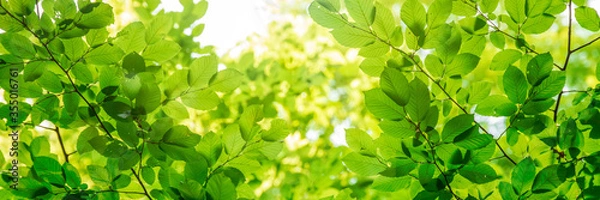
top-left (570, 36), bottom-right (600, 53)
top-left (554, 0), bottom-right (574, 122)
top-left (55, 127), bottom-right (70, 163)
top-left (130, 168), bottom-right (152, 200)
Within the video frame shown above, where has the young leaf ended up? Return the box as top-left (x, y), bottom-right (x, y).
top-left (146, 13), bottom-right (173, 44)
top-left (511, 157), bottom-right (535, 194)
top-left (526, 0), bottom-right (552, 18)
top-left (505, 0), bottom-right (527, 24)
top-left (380, 68), bottom-right (410, 106)
top-left (162, 101), bottom-right (189, 120)
top-left (239, 105), bottom-right (264, 141)
top-left (401, 0), bottom-right (427, 36)
top-left (342, 152), bottom-right (387, 176)
top-left (85, 44), bottom-right (125, 65)
top-left (308, 1), bottom-right (347, 29)
top-left (454, 126), bottom-right (493, 150)
top-left (181, 89), bottom-right (220, 110)
top-left (345, 128), bottom-right (375, 154)
top-left (359, 57), bottom-right (386, 77)
top-left (526, 53), bottom-right (553, 86)
top-left (459, 163), bottom-right (497, 184)
top-left (344, 0), bottom-right (375, 27)
top-left (364, 88), bottom-right (405, 121)
top-left (532, 164), bottom-right (566, 192)
top-left (188, 55), bottom-right (218, 90)
top-left (372, 2), bottom-right (396, 40)
top-left (379, 120), bottom-right (416, 139)
top-left (575, 6), bottom-right (600, 31)
top-left (503, 66), bottom-right (528, 104)
top-left (531, 71), bottom-right (565, 100)
top-left (406, 79), bottom-right (430, 122)
top-left (490, 49), bottom-right (521, 71)
top-left (1, 33), bottom-right (36, 59)
top-left (427, 0), bottom-right (452, 29)
top-left (114, 22), bottom-right (146, 53)
top-left (76, 3), bottom-right (115, 29)
top-left (446, 53), bottom-right (480, 76)
top-left (206, 174), bottom-right (237, 200)
top-left (372, 176), bottom-right (412, 192)
top-left (143, 40), bottom-right (181, 62)
top-left (330, 25), bottom-right (375, 48)
top-left (262, 119), bottom-right (289, 141)
top-left (522, 14), bottom-right (555, 34)
top-left (442, 114), bottom-right (475, 142)
top-left (209, 69), bottom-right (243, 93)
top-left (223, 124), bottom-right (245, 155)
top-left (162, 126), bottom-right (201, 148)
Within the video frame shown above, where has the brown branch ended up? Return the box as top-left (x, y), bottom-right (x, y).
top-left (130, 168), bottom-right (152, 200)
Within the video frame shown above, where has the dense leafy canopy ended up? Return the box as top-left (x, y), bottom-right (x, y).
top-left (0, 0), bottom-right (599, 199)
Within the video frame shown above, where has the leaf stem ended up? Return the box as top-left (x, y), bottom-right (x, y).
top-left (55, 127), bottom-right (70, 163)
top-left (130, 168), bottom-right (152, 200)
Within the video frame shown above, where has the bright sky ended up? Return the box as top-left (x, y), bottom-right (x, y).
top-left (160, 0), bottom-right (274, 56)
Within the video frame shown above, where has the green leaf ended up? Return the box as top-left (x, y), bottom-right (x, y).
top-left (597, 62), bottom-right (600, 81)
top-left (522, 14), bottom-right (555, 34)
top-left (162, 126), bottom-right (200, 148)
top-left (418, 163), bottom-right (435, 185)
top-left (163, 101), bottom-right (189, 120)
top-left (198, 132), bottom-right (223, 166)
top-left (522, 98), bottom-right (554, 115)
top-left (468, 81), bottom-right (492, 104)
top-left (527, 0), bottom-right (552, 17)
top-left (76, 3), bottom-right (115, 29)
top-left (342, 152), bottom-right (387, 176)
top-left (143, 40), bottom-right (181, 62)
top-left (531, 71), bottom-right (565, 100)
top-left (24, 61), bottom-right (52, 82)
top-left (330, 25), bottom-right (375, 48)
top-left (558, 119), bottom-right (584, 149)
top-left (511, 157), bottom-right (535, 194)
top-left (77, 127), bottom-right (99, 154)
top-left (575, 6), bottom-right (600, 31)
top-left (490, 49), bottom-right (521, 71)
top-left (179, 180), bottom-right (204, 200)
top-left (506, 0), bottom-right (527, 24)
top-left (345, 0), bottom-right (375, 27)
top-left (239, 105), bottom-right (263, 141)
top-left (442, 114), bottom-right (475, 142)
top-left (401, 0), bottom-right (426, 36)
top-left (372, 2), bottom-right (396, 40)
top-left (261, 119), bottom-right (289, 142)
top-left (345, 128), bottom-right (375, 154)
top-left (116, 121), bottom-right (139, 147)
top-left (359, 57), bottom-right (386, 77)
top-left (454, 126), bottom-right (493, 150)
top-left (406, 79), bottom-right (430, 122)
top-left (114, 22), bottom-right (146, 53)
top-left (459, 164), bottom-right (497, 184)
top-left (33, 156), bottom-right (65, 186)
top-left (135, 83), bottom-right (161, 114)
top-left (118, 150), bottom-right (140, 170)
top-left (372, 176), bottom-right (412, 192)
top-left (141, 167), bottom-right (155, 185)
top-left (380, 68), bottom-right (410, 106)
top-left (459, 16), bottom-right (489, 35)
top-left (223, 124), bottom-right (245, 156)
top-left (86, 28), bottom-right (109, 47)
top-left (180, 89), bottom-right (220, 110)
top-left (504, 66), bottom-right (528, 104)
top-left (1, 33), bottom-right (36, 59)
top-left (425, 54), bottom-right (444, 78)
top-left (63, 163), bottom-right (81, 188)
top-left (308, 1), bottom-right (347, 29)
top-left (145, 13), bottom-right (173, 44)
top-left (62, 37), bottom-right (87, 61)
top-left (72, 63), bottom-right (94, 84)
top-left (188, 55), bottom-right (218, 90)
top-left (358, 41), bottom-right (389, 57)
top-left (499, 181), bottom-right (518, 200)
top-left (379, 120), bottom-right (415, 139)
top-left (88, 165), bottom-right (111, 186)
top-left (364, 88), bottom-right (405, 120)
top-left (446, 53), bottom-right (480, 76)
top-left (427, 0), bottom-right (452, 29)
top-left (85, 44), bottom-right (125, 65)
top-left (122, 53), bottom-right (145, 77)
top-left (476, 95), bottom-right (517, 116)
top-left (206, 174), bottom-right (236, 200)
top-left (526, 53), bottom-right (553, 86)
top-left (8, 0), bottom-right (35, 16)
top-left (111, 174), bottom-right (131, 189)
top-left (209, 69), bottom-right (243, 92)
top-left (532, 164), bottom-right (566, 192)
top-left (490, 31), bottom-right (506, 49)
